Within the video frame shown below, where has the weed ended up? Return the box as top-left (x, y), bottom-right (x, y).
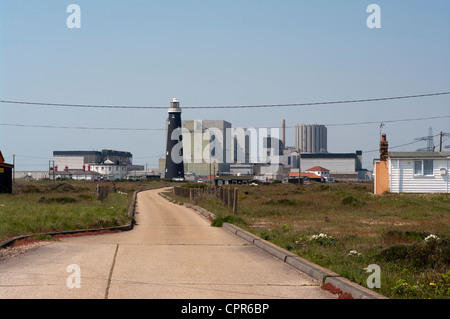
top-left (211, 215), bottom-right (245, 227)
top-left (38, 196), bottom-right (78, 204)
top-left (341, 195), bottom-right (361, 206)
top-left (34, 234), bottom-right (53, 241)
top-left (263, 198), bottom-right (297, 206)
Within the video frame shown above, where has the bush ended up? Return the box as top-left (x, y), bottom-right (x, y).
top-left (211, 215), bottom-right (245, 227)
top-left (263, 198), bottom-right (297, 206)
top-left (22, 184), bottom-right (42, 193)
top-left (341, 196), bottom-right (360, 206)
top-left (308, 233), bottom-right (336, 246)
top-left (38, 196), bottom-right (78, 204)
top-left (378, 238), bottom-right (450, 269)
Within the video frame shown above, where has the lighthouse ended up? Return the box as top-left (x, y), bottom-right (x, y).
top-left (164, 97), bottom-right (185, 180)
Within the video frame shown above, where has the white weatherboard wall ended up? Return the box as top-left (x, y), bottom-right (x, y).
top-left (389, 157), bottom-right (449, 193)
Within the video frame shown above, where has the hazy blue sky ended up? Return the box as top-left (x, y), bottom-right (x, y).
top-left (1, 0), bottom-right (449, 171)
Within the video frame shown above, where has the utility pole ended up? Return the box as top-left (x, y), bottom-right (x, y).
top-left (440, 131), bottom-right (443, 152)
top-left (298, 147), bottom-right (302, 185)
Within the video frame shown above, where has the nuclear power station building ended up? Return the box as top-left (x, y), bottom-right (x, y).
top-left (294, 124), bottom-right (327, 154)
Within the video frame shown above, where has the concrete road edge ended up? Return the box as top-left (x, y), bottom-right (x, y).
top-left (158, 190), bottom-right (387, 299)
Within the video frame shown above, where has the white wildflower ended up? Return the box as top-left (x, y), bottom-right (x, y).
top-left (424, 234), bottom-right (440, 242)
top-left (348, 250), bottom-right (361, 257)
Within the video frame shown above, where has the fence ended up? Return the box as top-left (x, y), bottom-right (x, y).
top-left (173, 186), bottom-right (238, 214)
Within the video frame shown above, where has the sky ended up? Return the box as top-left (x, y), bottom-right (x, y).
top-left (0, 0), bottom-right (449, 171)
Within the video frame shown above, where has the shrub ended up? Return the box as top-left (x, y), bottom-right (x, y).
top-left (377, 238), bottom-right (450, 269)
top-left (308, 233), bottom-right (336, 246)
top-left (263, 198), bottom-right (297, 206)
top-left (22, 184), bottom-right (42, 193)
top-left (341, 195), bottom-right (360, 206)
top-left (38, 196), bottom-right (78, 204)
top-left (211, 215), bottom-right (245, 227)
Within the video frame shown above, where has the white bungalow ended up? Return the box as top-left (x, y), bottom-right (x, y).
top-left (387, 152), bottom-right (450, 193)
top-left (375, 152), bottom-right (450, 194)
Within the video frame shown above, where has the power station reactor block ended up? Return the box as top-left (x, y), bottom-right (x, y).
top-left (164, 98), bottom-right (185, 180)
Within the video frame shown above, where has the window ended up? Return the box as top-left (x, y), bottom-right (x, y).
top-left (424, 160), bottom-right (433, 176)
top-left (414, 160), bottom-right (422, 175)
top-left (414, 160), bottom-right (434, 176)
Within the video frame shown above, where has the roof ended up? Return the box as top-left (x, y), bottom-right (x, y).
top-left (389, 152), bottom-right (450, 159)
top-left (215, 175), bottom-right (254, 180)
top-left (305, 166), bottom-right (330, 172)
top-left (0, 151), bottom-right (14, 168)
top-left (56, 170), bottom-right (101, 176)
top-left (289, 172), bottom-right (322, 179)
top-left (53, 150), bottom-right (101, 156)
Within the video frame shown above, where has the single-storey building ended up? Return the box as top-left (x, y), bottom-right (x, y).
top-left (374, 134), bottom-right (450, 194)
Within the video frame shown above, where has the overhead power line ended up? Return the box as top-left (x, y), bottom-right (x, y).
top-left (0, 91), bottom-right (449, 110)
top-left (1, 114), bottom-right (449, 131)
top-left (363, 133), bottom-right (443, 153)
top-left (0, 123), bottom-right (163, 131)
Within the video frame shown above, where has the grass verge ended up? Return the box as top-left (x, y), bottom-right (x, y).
top-left (164, 182), bottom-right (450, 299)
top-left (0, 180), bottom-right (169, 242)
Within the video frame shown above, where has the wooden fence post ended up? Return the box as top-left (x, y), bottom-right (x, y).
top-left (233, 188), bottom-right (238, 215)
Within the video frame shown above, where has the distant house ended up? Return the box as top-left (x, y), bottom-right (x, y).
top-left (305, 166), bottom-right (330, 181)
top-left (54, 170), bottom-right (101, 181)
top-left (374, 135), bottom-right (450, 194)
top-left (289, 172), bottom-right (325, 183)
top-left (90, 159), bottom-right (128, 180)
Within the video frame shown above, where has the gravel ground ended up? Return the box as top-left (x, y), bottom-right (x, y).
top-left (0, 241), bottom-right (52, 261)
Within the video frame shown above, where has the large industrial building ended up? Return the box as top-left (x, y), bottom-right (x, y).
top-left (52, 149), bottom-right (143, 180)
top-left (298, 151), bottom-right (367, 181)
top-left (294, 124), bottom-right (328, 154)
top-left (183, 119), bottom-right (232, 177)
top-left (53, 150), bottom-right (139, 171)
top-left (159, 114), bottom-right (368, 182)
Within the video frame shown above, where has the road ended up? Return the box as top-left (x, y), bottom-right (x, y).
top-left (0, 188), bottom-right (334, 299)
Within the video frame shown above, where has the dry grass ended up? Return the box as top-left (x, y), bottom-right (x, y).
top-left (172, 181), bottom-right (450, 299)
top-left (0, 180), bottom-right (170, 242)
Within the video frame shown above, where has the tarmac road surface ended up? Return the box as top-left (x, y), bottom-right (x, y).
top-left (0, 188), bottom-right (334, 299)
